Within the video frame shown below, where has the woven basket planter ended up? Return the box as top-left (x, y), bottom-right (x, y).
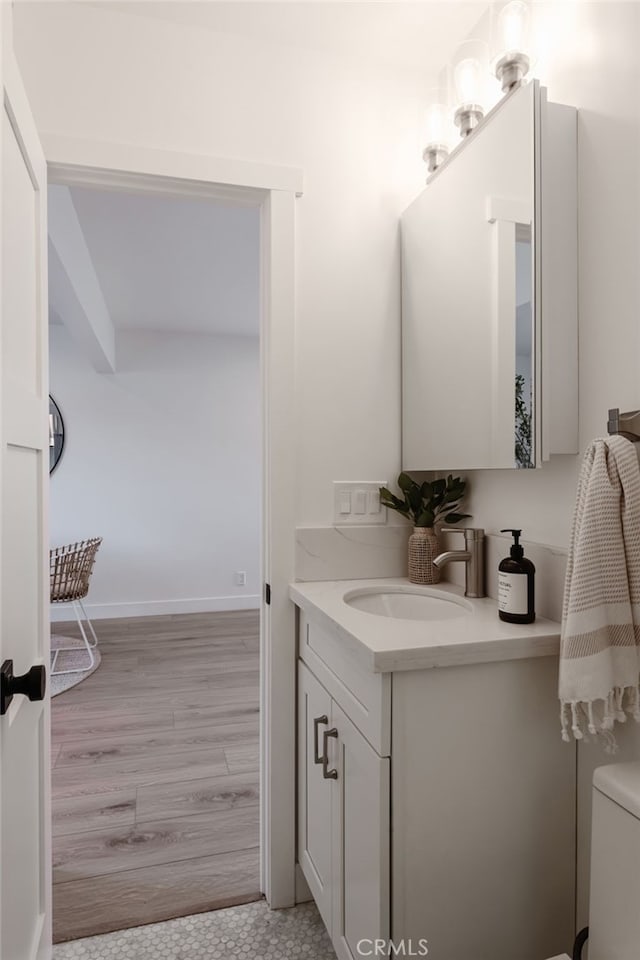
top-left (408, 527), bottom-right (441, 584)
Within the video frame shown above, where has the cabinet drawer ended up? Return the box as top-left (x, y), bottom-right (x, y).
top-left (299, 613), bottom-right (390, 756)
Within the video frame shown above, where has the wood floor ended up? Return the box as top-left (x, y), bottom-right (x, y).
top-left (51, 610), bottom-right (261, 943)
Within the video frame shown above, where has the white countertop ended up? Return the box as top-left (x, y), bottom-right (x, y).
top-left (289, 578), bottom-right (562, 673)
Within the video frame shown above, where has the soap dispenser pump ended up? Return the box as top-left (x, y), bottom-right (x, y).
top-left (498, 529), bottom-right (535, 624)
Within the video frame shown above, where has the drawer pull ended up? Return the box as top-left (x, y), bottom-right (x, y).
top-left (313, 714), bottom-right (329, 764)
top-left (322, 728), bottom-right (338, 779)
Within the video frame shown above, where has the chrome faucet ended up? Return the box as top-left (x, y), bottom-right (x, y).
top-left (433, 527), bottom-right (485, 598)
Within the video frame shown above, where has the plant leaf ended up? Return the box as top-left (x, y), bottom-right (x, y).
top-left (408, 486), bottom-right (423, 515)
top-left (379, 487), bottom-right (410, 513)
top-left (397, 472), bottom-right (416, 493)
top-left (420, 481), bottom-right (433, 499)
top-left (379, 486), bottom-right (397, 503)
top-left (443, 512), bottom-right (472, 524)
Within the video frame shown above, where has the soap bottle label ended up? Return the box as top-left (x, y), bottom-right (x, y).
top-left (498, 573), bottom-right (528, 615)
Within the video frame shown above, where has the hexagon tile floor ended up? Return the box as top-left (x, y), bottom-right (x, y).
top-left (52, 900), bottom-right (336, 960)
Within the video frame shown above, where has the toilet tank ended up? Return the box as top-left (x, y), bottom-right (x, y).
top-left (589, 762), bottom-right (640, 960)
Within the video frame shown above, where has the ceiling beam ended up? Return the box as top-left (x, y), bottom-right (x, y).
top-left (48, 185), bottom-right (116, 373)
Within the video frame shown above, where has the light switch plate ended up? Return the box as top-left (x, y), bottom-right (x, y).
top-left (333, 481), bottom-right (387, 525)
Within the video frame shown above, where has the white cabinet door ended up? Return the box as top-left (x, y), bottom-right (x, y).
top-left (330, 702), bottom-right (390, 960)
top-left (402, 82), bottom-right (536, 472)
top-left (0, 19), bottom-right (51, 960)
top-left (298, 661), bottom-right (333, 930)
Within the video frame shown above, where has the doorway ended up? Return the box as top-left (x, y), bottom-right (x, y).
top-left (44, 145), bottom-right (301, 932)
top-left (48, 183), bottom-right (263, 940)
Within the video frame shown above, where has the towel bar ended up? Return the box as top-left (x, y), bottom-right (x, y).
top-left (607, 408), bottom-right (640, 440)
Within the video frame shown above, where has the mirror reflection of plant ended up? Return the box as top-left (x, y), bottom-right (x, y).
top-left (379, 473), bottom-right (470, 528)
top-left (515, 374), bottom-right (533, 469)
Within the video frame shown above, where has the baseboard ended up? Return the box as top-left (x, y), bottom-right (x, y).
top-left (50, 595), bottom-right (261, 621)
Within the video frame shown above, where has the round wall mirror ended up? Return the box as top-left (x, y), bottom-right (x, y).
top-left (49, 396), bottom-right (65, 474)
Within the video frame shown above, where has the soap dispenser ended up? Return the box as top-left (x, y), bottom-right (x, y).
top-left (498, 529), bottom-right (535, 624)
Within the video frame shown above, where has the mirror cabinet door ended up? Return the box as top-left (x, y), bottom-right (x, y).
top-left (515, 224), bottom-right (533, 468)
top-left (49, 395), bottom-right (65, 474)
top-left (401, 81), bottom-right (538, 471)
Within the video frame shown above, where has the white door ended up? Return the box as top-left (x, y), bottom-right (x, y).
top-left (297, 662), bottom-right (333, 929)
top-left (0, 21), bottom-right (51, 960)
top-left (331, 702), bottom-right (389, 960)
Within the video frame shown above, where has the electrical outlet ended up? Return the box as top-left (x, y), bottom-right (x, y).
top-left (235, 571), bottom-right (247, 587)
top-left (333, 482), bottom-right (387, 525)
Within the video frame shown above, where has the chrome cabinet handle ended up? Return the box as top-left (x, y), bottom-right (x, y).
top-left (322, 728), bottom-right (338, 779)
top-left (313, 714), bottom-right (328, 764)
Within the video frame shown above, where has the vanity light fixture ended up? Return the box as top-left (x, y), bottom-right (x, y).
top-left (494, 0), bottom-right (531, 92)
top-left (453, 40), bottom-right (489, 138)
top-left (422, 103), bottom-right (450, 174)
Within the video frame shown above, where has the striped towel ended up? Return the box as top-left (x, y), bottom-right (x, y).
top-left (560, 435), bottom-right (640, 746)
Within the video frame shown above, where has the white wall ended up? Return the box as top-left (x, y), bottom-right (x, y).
top-left (49, 325), bottom-right (260, 618)
top-left (13, 1), bottom-right (436, 530)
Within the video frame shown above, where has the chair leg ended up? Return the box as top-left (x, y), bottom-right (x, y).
top-left (77, 598), bottom-right (99, 648)
top-left (72, 601), bottom-right (96, 667)
top-left (50, 602), bottom-right (96, 676)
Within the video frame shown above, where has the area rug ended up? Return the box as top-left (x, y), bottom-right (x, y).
top-left (50, 635), bottom-right (102, 697)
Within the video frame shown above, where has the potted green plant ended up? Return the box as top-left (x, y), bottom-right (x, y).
top-left (379, 473), bottom-right (470, 584)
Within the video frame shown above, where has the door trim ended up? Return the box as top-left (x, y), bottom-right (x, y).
top-left (43, 133), bottom-right (304, 197)
top-left (46, 138), bottom-right (302, 910)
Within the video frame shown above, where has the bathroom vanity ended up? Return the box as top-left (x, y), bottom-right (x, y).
top-left (291, 579), bottom-right (576, 960)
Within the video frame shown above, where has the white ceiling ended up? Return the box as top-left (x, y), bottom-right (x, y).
top-left (93, 1), bottom-right (484, 73)
top-left (55, 186), bottom-right (260, 336)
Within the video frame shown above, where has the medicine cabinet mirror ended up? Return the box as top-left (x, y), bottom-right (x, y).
top-left (49, 395), bottom-right (65, 474)
top-left (401, 80), bottom-right (577, 471)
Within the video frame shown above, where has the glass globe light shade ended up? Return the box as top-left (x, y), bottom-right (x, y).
top-left (423, 103), bottom-right (451, 175)
top-left (424, 103), bottom-right (450, 148)
top-left (494, 0), bottom-right (531, 91)
top-left (498, 0), bottom-right (530, 57)
top-left (452, 40), bottom-right (489, 137)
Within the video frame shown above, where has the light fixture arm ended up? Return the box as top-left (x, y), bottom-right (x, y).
top-left (422, 144), bottom-right (449, 174)
top-left (495, 51), bottom-right (530, 92)
top-left (454, 103), bottom-right (484, 138)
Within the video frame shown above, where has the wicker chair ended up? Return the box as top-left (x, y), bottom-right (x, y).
top-left (50, 538), bottom-right (102, 675)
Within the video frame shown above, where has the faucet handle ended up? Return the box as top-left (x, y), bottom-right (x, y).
top-left (440, 526), bottom-right (484, 541)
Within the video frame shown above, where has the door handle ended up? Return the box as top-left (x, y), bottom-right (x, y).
top-left (322, 728), bottom-right (338, 780)
top-left (313, 714), bottom-right (329, 764)
top-left (0, 660), bottom-right (47, 716)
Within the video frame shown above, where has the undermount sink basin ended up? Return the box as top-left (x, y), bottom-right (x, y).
top-left (343, 585), bottom-right (472, 622)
